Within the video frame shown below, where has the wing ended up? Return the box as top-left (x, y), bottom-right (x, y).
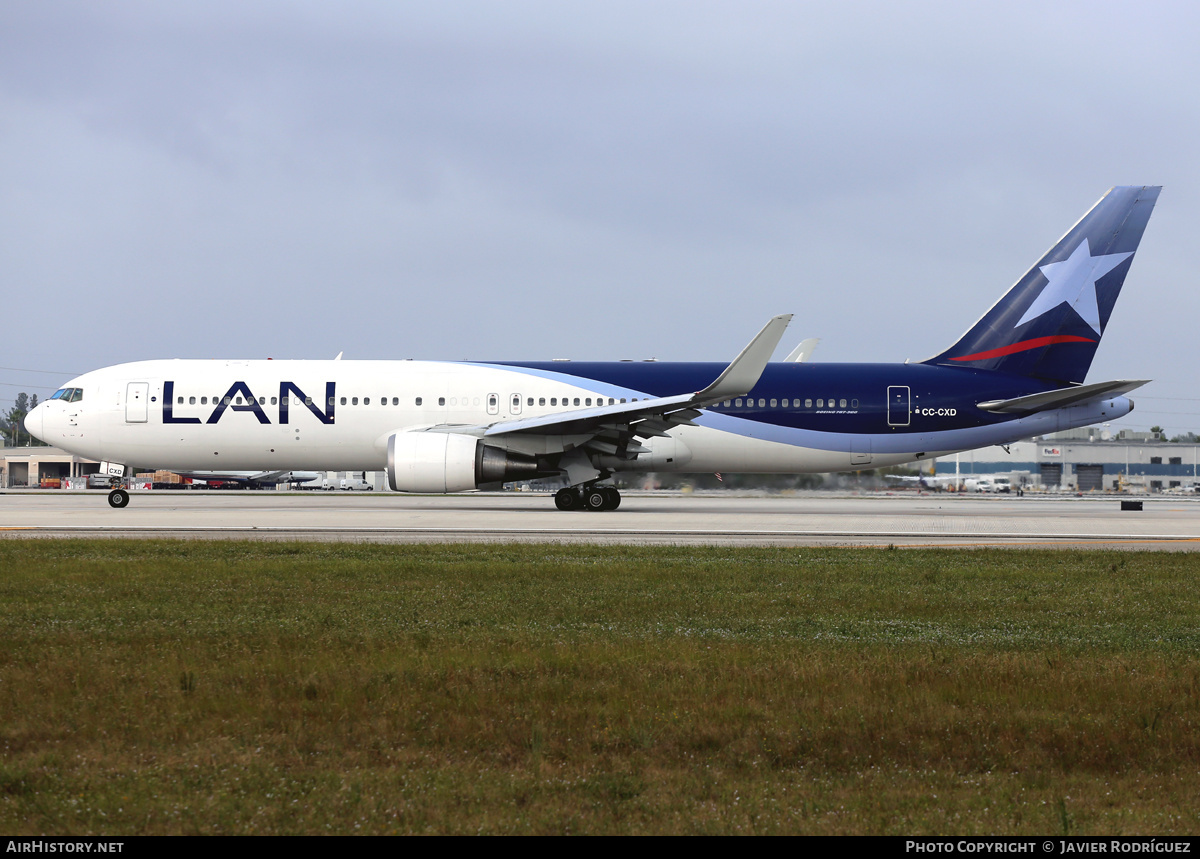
top-left (484, 313), bottom-right (791, 440)
top-left (412, 315), bottom-right (791, 475)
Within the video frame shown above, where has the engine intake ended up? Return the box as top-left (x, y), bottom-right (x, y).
top-left (387, 432), bottom-right (542, 493)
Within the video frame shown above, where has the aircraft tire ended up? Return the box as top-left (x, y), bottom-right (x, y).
top-left (584, 488), bottom-right (608, 512)
top-left (554, 488), bottom-right (578, 511)
top-left (108, 489), bottom-right (129, 509)
top-left (603, 487), bottom-right (621, 510)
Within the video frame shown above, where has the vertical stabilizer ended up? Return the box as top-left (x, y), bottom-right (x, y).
top-left (924, 186), bottom-right (1159, 385)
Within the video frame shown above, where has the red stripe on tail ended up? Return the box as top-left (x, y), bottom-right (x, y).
top-left (950, 335), bottom-right (1096, 362)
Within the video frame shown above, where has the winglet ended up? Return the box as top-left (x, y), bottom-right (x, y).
top-left (696, 314), bottom-right (792, 402)
top-left (784, 337), bottom-right (820, 363)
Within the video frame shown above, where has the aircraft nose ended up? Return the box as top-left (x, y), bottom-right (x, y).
top-left (27, 401), bottom-right (47, 443)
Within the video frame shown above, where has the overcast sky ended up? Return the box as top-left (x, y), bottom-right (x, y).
top-left (2, 1), bottom-right (1196, 431)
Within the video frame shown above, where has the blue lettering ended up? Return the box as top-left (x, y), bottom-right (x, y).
top-left (206, 382), bottom-right (271, 425)
top-left (162, 381), bottom-right (201, 424)
top-left (279, 381), bottom-right (335, 424)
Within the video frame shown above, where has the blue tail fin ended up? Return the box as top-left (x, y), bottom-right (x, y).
top-left (924, 186), bottom-right (1160, 385)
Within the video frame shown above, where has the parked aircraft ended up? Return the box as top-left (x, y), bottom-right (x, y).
top-left (176, 470), bottom-right (321, 488)
top-left (28, 186), bottom-right (1159, 511)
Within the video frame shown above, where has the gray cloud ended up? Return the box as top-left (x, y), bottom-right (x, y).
top-left (2, 0), bottom-right (1196, 430)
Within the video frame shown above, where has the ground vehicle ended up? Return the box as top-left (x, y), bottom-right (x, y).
top-left (340, 478), bottom-right (373, 491)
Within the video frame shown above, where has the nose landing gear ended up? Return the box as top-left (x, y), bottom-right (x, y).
top-left (554, 484), bottom-right (621, 511)
top-left (108, 488), bottom-right (130, 509)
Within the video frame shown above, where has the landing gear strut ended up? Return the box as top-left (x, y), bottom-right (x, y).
top-left (554, 485), bottom-right (621, 512)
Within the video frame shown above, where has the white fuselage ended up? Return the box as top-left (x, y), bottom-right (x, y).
top-left (29, 358), bottom-right (1133, 484)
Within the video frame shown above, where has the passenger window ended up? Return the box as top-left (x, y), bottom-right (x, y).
top-left (724, 400), bottom-right (731, 407)
top-left (201, 397), bottom-right (208, 405)
top-left (805, 399), bottom-right (812, 408)
top-left (585, 398), bottom-right (592, 406)
top-left (224, 397), bottom-right (232, 405)
top-left (416, 397), bottom-right (423, 406)
top-left (177, 396), bottom-right (184, 404)
top-left (393, 397), bottom-right (399, 405)
top-left (817, 399), bottom-right (824, 407)
top-left (758, 398), bottom-right (766, 407)
top-left (327, 397), bottom-right (334, 406)
top-left (851, 399), bottom-right (859, 408)
top-left (235, 396), bottom-right (243, 405)
top-left (551, 398), bottom-right (557, 406)
top-left (259, 397), bottom-right (265, 405)
top-left (363, 398), bottom-right (369, 405)
top-left (527, 397), bottom-right (533, 406)
top-left (352, 397), bottom-right (359, 405)
top-left (620, 398), bottom-right (627, 403)
top-left (438, 397), bottom-right (445, 406)
top-left (340, 397), bottom-right (347, 405)
top-left (272, 397), bottom-right (279, 405)
top-left (608, 398), bottom-right (615, 405)
top-left (539, 398), bottom-right (545, 406)
top-left (489, 395), bottom-right (498, 407)
top-left (769, 398), bottom-right (777, 407)
top-left (189, 397), bottom-right (196, 405)
top-left (839, 398), bottom-right (847, 408)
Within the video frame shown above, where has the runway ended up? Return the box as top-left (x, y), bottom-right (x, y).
top-left (2, 489), bottom-right (1199, 548)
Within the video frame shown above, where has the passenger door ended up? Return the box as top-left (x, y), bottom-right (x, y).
top-left (126, 382), bottom-right (149, 423)
top-left (887, 386), bottom-right (910, 427)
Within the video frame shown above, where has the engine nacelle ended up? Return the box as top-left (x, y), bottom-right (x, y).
top-left (387, 432), bottom-right (542, 493)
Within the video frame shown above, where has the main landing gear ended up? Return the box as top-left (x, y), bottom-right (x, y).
top-left (554, 485), bottom-right (621, 512)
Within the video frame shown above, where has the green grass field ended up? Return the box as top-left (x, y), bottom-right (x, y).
top-left (1, 540), bottom-right (1198, 834)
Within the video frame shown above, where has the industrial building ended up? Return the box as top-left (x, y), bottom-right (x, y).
top-left (933, 429), bottom-right (1200, 492)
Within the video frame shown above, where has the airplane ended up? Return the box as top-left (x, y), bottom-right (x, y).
top-left (883, 473), bottom-right (1014, 492)
top-left (28, 185), bottom-right (1159, 512)
top-left (174, 470), bottom-right (322, 488)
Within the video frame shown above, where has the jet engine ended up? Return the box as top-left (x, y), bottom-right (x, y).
top-left (387, 432), bottom-right (543, 493)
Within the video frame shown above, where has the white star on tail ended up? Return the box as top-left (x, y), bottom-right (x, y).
top-left (1015, 239), bottom-right (1132, 335)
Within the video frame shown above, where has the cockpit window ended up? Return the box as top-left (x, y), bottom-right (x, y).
top-left (50, 389), bottom-right (67, 399)
top-left (51, 388), bottom-right (83, 402)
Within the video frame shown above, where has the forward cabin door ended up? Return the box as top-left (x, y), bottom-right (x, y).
top-left (125, 382), bottom-right (149, 423)
top-left (887, 386), bottom-right (910, 427)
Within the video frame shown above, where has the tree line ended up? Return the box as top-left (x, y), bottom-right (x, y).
top-left (2, 393), bottom-right (47, 446)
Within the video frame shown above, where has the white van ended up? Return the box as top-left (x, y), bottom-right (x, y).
top-left (340, 478), bottom-right (373, 491)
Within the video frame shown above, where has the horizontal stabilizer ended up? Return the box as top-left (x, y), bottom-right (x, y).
top-left (977, 379), bottom-right (1149, 414)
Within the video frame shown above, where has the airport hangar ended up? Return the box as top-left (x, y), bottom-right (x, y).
top-left (4, 430), bottom-right (1199, 493)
